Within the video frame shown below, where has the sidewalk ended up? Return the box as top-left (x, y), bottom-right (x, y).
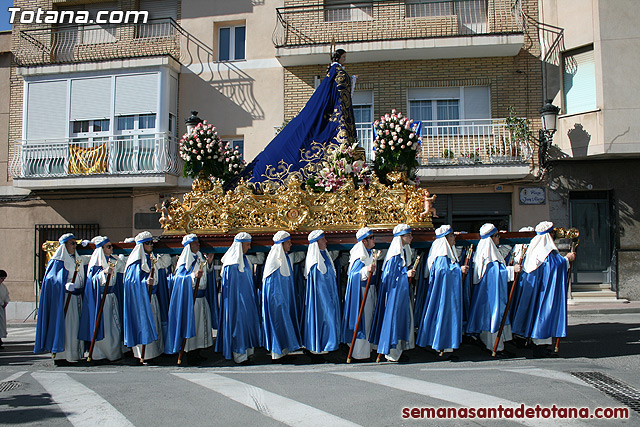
top-left (567, 300), bottom-right (640, 315)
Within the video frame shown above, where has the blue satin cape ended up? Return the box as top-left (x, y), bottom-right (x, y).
top-left (216, 258), bottom-right (263, 359)
top-left (164, 256), bottom-right (199, 354)
top-left (341, 258), bottom-right (373, 343)
top-left (372, 255), bottom-right (413, 355)
top-left (416, 256), bottom-right (463, 351)
top-left (303, 252), bottom-right (341, 352)
top-left (123, 259), bottom-right (158, 347)
top-left (511, 252), bottom-right (568, 339)
top-left (261, 257), bottom-right (302, 355)
top-left (34, 259), bottom-right (68, 354)
top-left (78, 265), bottom-right (113, 342)
top-left (233, 63), bottom-right (355, 187)
top-left (465, 261), bottom-right (509, 335)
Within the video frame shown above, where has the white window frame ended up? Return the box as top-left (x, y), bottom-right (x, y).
top-left (352, 90), bottom-right (374, 161)
top-left (324, 1), bottom-right (373, 22)
top-left (222, 138), bottom-right (245, 160)
top-left (218, 25), bottom-right (246, 61)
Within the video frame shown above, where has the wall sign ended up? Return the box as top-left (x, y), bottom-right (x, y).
top-left (519, 187), bottom-right (546, 205)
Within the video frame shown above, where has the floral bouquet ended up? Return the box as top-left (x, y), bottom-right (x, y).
top-left (179, 121), bottom-right (245, 181)
top-left (372, 109), bottom-right (421, 182)
top-left (308, 141), bottom-right (371, 192)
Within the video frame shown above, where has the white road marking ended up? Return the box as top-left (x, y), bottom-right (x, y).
top-left (173, 372), bottom-right (361, 427)
top-left (1, 371), bottom-right (26, 382)
top-left (31, 372), bottom-right (134, 427)
top-left (333, 371), bottom-right (586, 427)
top-left (501, 367), bottom-right (589, 387)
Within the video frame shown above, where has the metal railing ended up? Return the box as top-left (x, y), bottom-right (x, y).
top-left (13, 18), bottom-right (180, 66)
top-left (417, 118), bottom-right (532, 166)
top-left (274, 0), bottom-right (523, 48)
top-left (9, 133), bottom-right (182, 179)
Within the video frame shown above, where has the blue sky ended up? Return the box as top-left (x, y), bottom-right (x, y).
top-left (1, 0), bottom-right (13, 32)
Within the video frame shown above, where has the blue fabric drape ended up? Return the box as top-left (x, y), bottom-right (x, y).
top-left (216, 257), bottom-right (263, 360)
top-left (164, 256), bottom-right (198, 354)
top-left (303, 252), bottom-right (341, 353)
top-left (34, 260), bottom-right (68, 354)
top-left (261, 257), bottom-right (302, 356)
top-left (342, 259), bottom-right (370, 343)
top-left (465, 261), bottom-right (509, 335)
top-left (372, 255), bottom-right (412, 355)
top-left (416, 256), bottom-right (463, 351)
top-left (206, 268), bottom-right (219, 329)
top-left (233, 63), bottom-right (355, 187)
top-left (511, 252), bottom-right (568, 339)
top-left (123, 259), bottom-right (158, 347)
top-left (78, 265), bottom-right (110, 342)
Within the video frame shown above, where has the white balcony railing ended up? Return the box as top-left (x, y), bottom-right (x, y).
top-left (418, 118), bottom-right (533, 166)
top-left (9, 133), bottom-right (182, 179)
top-left (361, 118), bottom-right (533, 166)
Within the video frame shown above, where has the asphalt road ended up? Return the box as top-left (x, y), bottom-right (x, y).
top-left (1, 313), bottom-right (638, 426)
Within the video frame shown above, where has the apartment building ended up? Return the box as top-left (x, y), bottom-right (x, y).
top-left (539, 0), bottom-right (640, 300)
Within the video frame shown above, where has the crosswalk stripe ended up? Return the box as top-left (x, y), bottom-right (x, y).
top-left (501, 368), bottom-right (588, 387)
top-left (31, 372), bottom-right (134, 427)
top-left (173, 372), bottom-right (361, 427)
top-left (333, 372), bottom-right (586, 427)
top-left (1, 371), bottom-right (26, 382)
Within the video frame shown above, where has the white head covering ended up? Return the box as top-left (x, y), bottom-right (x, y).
top-left (385, 224), bottom-right (412, 267)
top-left (523, 221), bottom-right (558, 273)
top-left (305, 230), bottom-right (334, 277)
top-left (177, 234), bottom-right (201, 270)
top-left (350, 227), bottom-right (374, 267)
top-left (472, 224), bottom-right (505, 284)
top-left (264, 231), bottom-right (292, 278)
top-left (513, 226), bottom-right (534, 264)
top-left (88, 236), bottom-right (111, 270)
top-left (221, 232), bottom-right (252, 273)
top-left (125, 231), bottom-right (153, 273)
top-left (427, 225), bottom-right (458, 270)
top-left (52, 233), bottom-right (78, 274)
top-left (123, 237), bottom-right (135, 243)
top-left (182, 233), bottom-right (198, 247)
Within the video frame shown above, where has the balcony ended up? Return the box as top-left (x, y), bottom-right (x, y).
top-left (361, 118), bottom-right (533, 181)
top-left (273, 0), bottom-right (525, 66)
top-left (13, 18), bottom-right (180, 66)
top-left (9, 133), bottom-right (183, 189)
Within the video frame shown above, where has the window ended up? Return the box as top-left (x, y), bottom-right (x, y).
top-left (352, 90), bottom-right (374, 160)
top-left (405, 0), bottom-right (487, 33)
top-left (408, 86), bottom-right (490, 135)
top-left (222, 138), bottom-right (244, 160)
top-left (116, 114), bottom-right (156, 132)
top-left (71, 119), bottom-right (110, 136)
top-left (218, 26), bottom-right (246, 61)
top-left (324, 1), bottom-right (373, 22)
top-left (563, 45), bottom-right (596, 115)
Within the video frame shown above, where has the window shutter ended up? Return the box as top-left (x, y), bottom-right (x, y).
top-left (462, 86), bottom-right (490, 120)
top-left (27, 81), bottom-right (68, 141)
top-left (70, 77), bottom-right (112, 120)
top-left (169, 76), bottom-right (178, 115)
top-left (139, 0), bottom-right (178, 20)
top-left (564, 47), bottom-right (596, 115)
top-left (115, 74), bottom-right (158, 115)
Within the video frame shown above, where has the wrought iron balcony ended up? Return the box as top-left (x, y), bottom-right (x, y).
top-left (9, 133), bottom-right (182, 182)
top-left (273, 0), bottom-right (524, 48)
top-left (13, 18), bottom-right (181, 66)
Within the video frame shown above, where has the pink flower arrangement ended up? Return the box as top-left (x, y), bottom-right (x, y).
top-left (309, 142), bottom-right (371, 192)
top-left (372, 109), bottom-right (421, 182)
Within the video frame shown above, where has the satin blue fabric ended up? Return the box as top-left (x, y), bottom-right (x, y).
top-left (303, 252), bottom-right (341, 352)
top-left (372, 255), bottom-right (413, 355)
top-left (164, 256), bottom-right (199, 354)
top-left (216, 257), bottom-right (263, 359)
top-left (34, 259), bottom-right (69, 354)
top-left (234, 63), bottom-right (355, 186)
top-left (123, 259), bottom-right (158, 347)
top-left (413, 256), bottom-right (429, 328)
top-left (206, 269), bottom-right (219, 329)
top-left (261, 257), bottom-right (302, 355)
top-left (78, 265), bottom-right (112, 342)
top-left (368, 259), bottom-right (388, 346)
top-left (466, 261), bottom-right (509, 335)
top-left (155, 266), bottom-right (171, 340)
top-left (341, 258), bottom-right (373, 343)
top-left (416, 256), bottom-right (463, 351)
top-left (511, 252), bottom-right (568, 339)
top-left (461, 255), bottom-right (473, 328)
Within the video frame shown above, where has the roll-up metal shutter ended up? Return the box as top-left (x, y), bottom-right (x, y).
top-left (139, 0), bottom-right (178, 20)
top-left (27, 80), bottom-right (68, 141)
top-left (70, 77), bottom-right (112, 121)
top-left (115, 73), bottom-right (158, 116)
top-left (452, 193), bottom-right (511, 215)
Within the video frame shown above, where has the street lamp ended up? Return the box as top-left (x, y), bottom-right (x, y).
top-left (537, 100), bottom-right (560, 171)
top-left (185, 111), bottom-right (203, 134)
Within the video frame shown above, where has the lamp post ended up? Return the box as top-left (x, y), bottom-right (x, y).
top-left (537, 99), bottom-right (560, 171)
top-left (185, 111), bottom-right (203, 135)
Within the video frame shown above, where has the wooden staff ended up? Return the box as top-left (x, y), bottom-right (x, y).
top-left (87, 258), bottom-right (117, 362)
top-left (376, 253), bottom-right (421, 363)
top-left (492, 245), bottom-right (528, 356)
top-left (177, 259), bottom-right (207, 365)
top-left (347, 250), bottom-right (380, 363)
top-left (140, 254), bottom-right (157, 363)
top-left (555, 238), bottom-right (579, 353)
top-left (63, 258), bottom-right (82, 316)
